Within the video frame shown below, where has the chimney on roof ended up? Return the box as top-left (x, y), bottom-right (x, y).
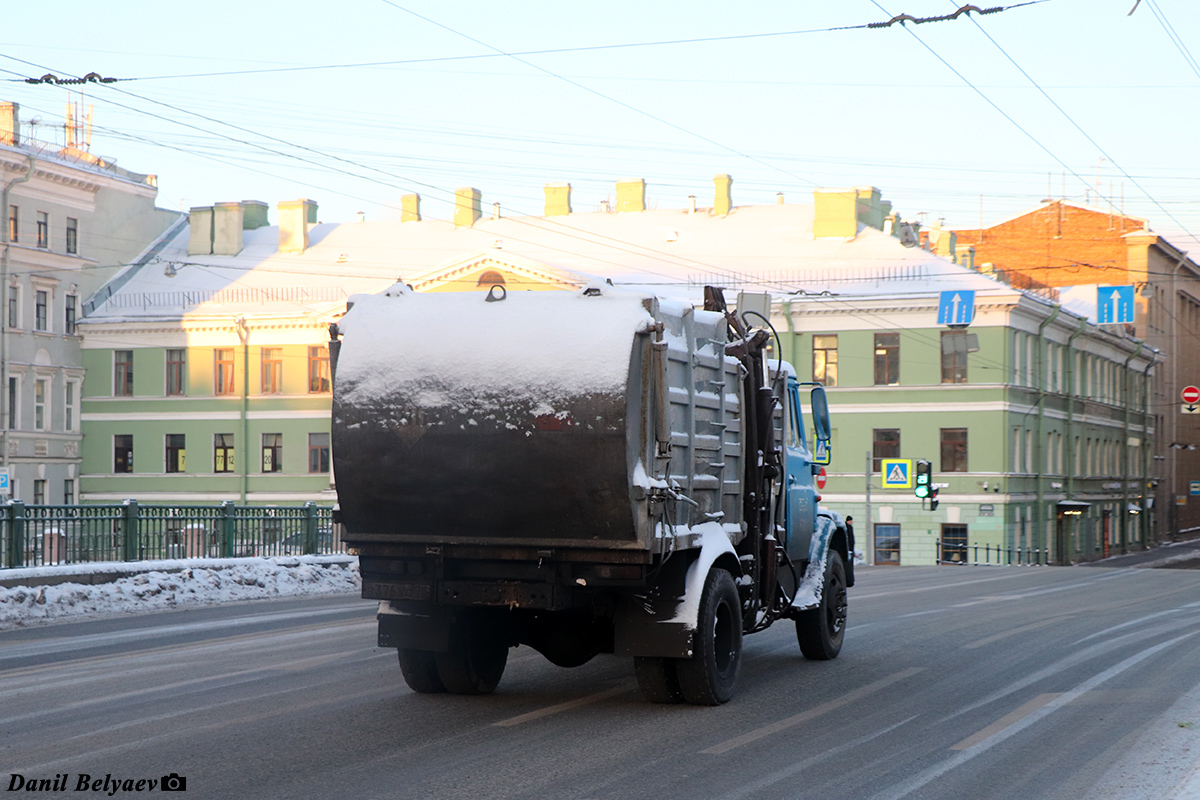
top-left (242, 200), bottom-right (269, 230)
top-left (714, 174), bottom-right (732, 216)
top-left (0, 102), bottom-right (18, 146)
top-left (544, 183), bottom-right (572, 216)
top-left (812, 189), bottom-right (857, 239)
top-left (616, 179), bottom-right (645, 213)
top-left (401, 193), bottom-right (421, 222)
top-left (212, 202), bottom-right (244, 255)
top-left (278, 198), bottom-right (317, 253)
top-left (455, 187), bottom-right (481, 228)
top-left (188, 206), bottom-right (214, 255)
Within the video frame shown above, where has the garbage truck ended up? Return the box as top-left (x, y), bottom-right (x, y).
top-left (328, 282), bottom-right (851, 705)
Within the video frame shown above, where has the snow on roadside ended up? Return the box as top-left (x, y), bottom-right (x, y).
top-left (0, 556), bottom-right (360, 630)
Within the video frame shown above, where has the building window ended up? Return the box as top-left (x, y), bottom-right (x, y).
top-left (65, 217), bottom-right (78, 255)
top-left (262, 433), bottom-right (283, 473)
top-left (34, 290), bottom-right (47, 332)
top-left (7, 376), bottom-right (16, 430)
top-left (114, 350), bottom-right (134, 396)
top-left (64, 381), bottom-right (77, 432)
top-left (114, 434), bottom-right (133, 473)
top-left (941, 331), bottom-right (968, 384)
top-left (940, 524), bottom-right (969, 564)
top-left (874, 333), bottom-right (899, 386)
top-left (7, 284), bottom-right (18, 329)
top-left (165, 434), bottom-right (186, 473)
top-left (812, 335), bottom-right (838, 387)
top-left (65, 294), bottom-right (76, 335)
top-left (166, 349), bottom-right (186, 396)
top-left (875, 523), bottom-right (901, 565)
top-left (308, 346), bottom-right (330, 393)
top-left (941, 428), bottom-right (968, 472)
top-left (7, 205), bottom-right (16, 243)
top-left (261, 348), bottom-right (282, 394)
top-left (35, 211), bottom-right (48, 249)
top-left (214, 433), bottom-right (235, 473)
top-left (33, 479), bottom-right (45, 505)
top-left (33, 378), bottom-right (46, 431)
top-left (308, 432), bottom-right (330, 473)
top-left (63, 479), bottom-right (75, 505)
top-left (214, 349), bottom-right (235, 395)
top-left (872, 428), bottom-right (900, 473)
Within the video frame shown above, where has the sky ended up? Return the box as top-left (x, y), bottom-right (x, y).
top-left (2, 0), bottom-right (1198, 248)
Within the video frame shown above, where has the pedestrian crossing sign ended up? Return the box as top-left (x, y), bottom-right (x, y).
top-left (881, 459), bottom-right (913, 489)
top-left (814, 439), bottom-right (831, 466)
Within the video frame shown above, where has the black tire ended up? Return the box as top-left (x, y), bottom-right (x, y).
top-left (676, 568), bottom-right (743, 705)
top-left (435, 636), bottom-right (508, 695)
top-left (796, 550), bottom-right (847, 661)
top-left (397, 648), bottom-right (445, 694)
top-left (634, 657), bottom-right (684, 704)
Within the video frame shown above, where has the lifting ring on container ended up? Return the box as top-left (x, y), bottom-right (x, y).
top-left (485, 285), bottom-right (507, 302)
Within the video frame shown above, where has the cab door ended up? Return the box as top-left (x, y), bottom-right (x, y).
top-left (783, 378), bottom-right (817, 562)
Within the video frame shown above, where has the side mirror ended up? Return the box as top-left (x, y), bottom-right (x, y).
top-left (810, 385), bottom-right (831, 442)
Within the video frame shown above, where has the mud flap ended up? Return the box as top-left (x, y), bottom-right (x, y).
top-left (377, 601), bottom-right (455, 652)
top-left (613, 528), bottom-right (739, 659)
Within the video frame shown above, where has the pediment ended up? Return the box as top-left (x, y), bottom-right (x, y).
top-left (410, 252), bottom-right (587, 293)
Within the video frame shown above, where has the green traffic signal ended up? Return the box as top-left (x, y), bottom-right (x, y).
top-left (915, 484), bottom-right (930, 498)
top-left (914, 459), bottom-right (932, 499)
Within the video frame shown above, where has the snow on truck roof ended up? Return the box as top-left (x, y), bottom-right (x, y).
top-left (335, 287), bottom-right (656, 410)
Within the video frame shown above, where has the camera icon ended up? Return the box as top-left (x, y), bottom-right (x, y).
top-left (161, 774), bottom-right (187, 792)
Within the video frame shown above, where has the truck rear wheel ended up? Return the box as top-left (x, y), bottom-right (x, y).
top-left (675, 568), bottom-right (742, 705)
top-left (435, 635), bottom-right (509, 695)
top-left (634, 657), bottom-right (683, 704)
top-left (397, 648), bottom-right (445, 694)
top-left (796, 550), bottom-right (847, 660)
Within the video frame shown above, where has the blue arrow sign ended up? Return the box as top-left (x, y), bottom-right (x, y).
top-left (938, 290), bottom-right (975, 326)
top-left (1097, 285), bottom-right (1135, 324)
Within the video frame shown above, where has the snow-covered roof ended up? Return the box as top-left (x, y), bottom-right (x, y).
top-left (82, 202), bottom-right (1019, 323)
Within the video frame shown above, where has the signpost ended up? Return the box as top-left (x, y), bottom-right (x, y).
top-left (814, 439), bottom-right (830, 466)
top-left (881, 458), bottom-right (913, 489)
top-left (1097, 285), bottom-right (1135, 324)
top-left (816, 466), bottom-right (827, 491)
top-left (937, 290), bottom-right (975, 326)
top-left (1183, 385), bottom-right (1200, 414)
top-left (0, 467), bottom-right (9, 496)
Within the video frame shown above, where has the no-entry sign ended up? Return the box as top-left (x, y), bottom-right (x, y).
top-left (1183, 385), bottom-right (1200, 404)
top-left (816, 466), bottom-right (828, 490)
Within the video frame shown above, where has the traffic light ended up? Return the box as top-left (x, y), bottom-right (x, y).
top-left (930, 487), bottom-right (940, 511)
top-left (914, 460), bottom-right (932, 498)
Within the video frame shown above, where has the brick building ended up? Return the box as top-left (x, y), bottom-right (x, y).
top-left (955, 201), bottom-right (1200, 540)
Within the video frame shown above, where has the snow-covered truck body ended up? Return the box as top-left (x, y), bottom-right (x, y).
top-left (329, 284), bottom-right (851, 704)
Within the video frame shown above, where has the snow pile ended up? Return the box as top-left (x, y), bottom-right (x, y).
top-left (336, 286), bottom-right (653, 412)
top-left (0, 556), bottom-right (360, 630)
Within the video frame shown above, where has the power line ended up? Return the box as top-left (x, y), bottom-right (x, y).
top-left (3, 2), bottom-right (1051, 83)
top-left (954, 1), bottom-right (1200, 245)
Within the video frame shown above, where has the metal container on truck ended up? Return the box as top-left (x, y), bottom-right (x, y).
top-left (329, 283), bottom-right (851, 704)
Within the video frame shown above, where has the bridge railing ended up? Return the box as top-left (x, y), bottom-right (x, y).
top-left (936, 541), bottom-right (1049, 567)
top-left (1, 501), bottom-right (341, 569)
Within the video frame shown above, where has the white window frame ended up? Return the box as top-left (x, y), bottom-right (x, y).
top-left (7, 372), bottom-right (21, 431)
top-left (33, 376), bottom-right (48, 431)
top-left (64, 379), bottom-right (79, 433)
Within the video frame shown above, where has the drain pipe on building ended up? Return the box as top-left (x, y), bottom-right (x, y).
top-left (235, 315), bottom-right (249, 503)
top-left (0, 155), bottom-right (35, 475)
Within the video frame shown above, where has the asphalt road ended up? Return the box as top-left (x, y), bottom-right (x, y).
top-left (2, 566), bottom-right (1199, 800)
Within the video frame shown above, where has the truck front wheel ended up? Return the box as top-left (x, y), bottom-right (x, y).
top-left (795, 550), bottom-right (847, 660)
top-left (675, 568), bottom-right (742, 705)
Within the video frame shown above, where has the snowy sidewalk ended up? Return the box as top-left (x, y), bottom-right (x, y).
top-left (0, 555), bottom-right (360, 630)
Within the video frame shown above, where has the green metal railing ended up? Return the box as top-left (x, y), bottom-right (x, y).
top-left (1, 501), bottom-right (342, 569)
